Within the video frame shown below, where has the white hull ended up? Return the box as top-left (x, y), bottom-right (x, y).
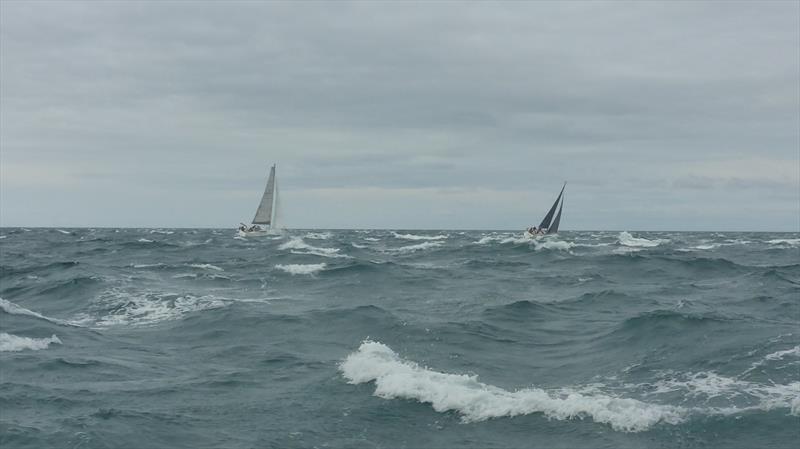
top-left (237, 229), bottom-right (276, 237)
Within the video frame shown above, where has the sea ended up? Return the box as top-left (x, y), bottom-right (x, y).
top-left (1, 228), bottom-right (798, 449)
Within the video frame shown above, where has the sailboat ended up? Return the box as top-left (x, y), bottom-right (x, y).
top-left (238, 164), bottom-right (282, 236)
top-left (525, 182), bottom-right (565, 238)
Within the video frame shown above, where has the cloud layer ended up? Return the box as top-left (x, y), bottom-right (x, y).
top-left (1, 1), bottom-right (798, 230)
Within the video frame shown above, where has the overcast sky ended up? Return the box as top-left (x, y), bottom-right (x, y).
top-left (1, 1), bottom-right (798, 230)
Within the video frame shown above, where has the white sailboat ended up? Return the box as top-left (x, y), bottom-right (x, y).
top-left (238, 164), bottom-right (282, 236)
top-left (525, 182), bottom-right (565, 239)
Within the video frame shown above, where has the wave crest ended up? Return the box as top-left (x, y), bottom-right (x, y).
top-left (0, 332), bottom-right (62, 352)
top-left (340, 340), bottom-right (685, 432)
top-left (275, 263), bottom-right (327, 275)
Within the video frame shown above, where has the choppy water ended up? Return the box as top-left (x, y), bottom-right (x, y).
top-left (1, 228), bottom-right (798, 448)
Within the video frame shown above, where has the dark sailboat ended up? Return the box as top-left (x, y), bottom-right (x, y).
top-left (526, 183), bottom-right (565, 237)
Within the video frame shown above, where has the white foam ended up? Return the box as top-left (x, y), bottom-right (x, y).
top-left (132, 263), bottom-right (165, 269)
top-left (0, 298), bottom-right (78, 327)
top-left (56, 229), bottom-right (71, 235)
top-left (364, 237), bottom-right (380, 242)
top-left (91, 290), bottom-right (227, 327)
top-left (0, 235), bottom-right (6, 239)
top-left (137, 238), bottom-right (154, 243)
top-left (351, 243), bottom-right (368, 249)
top-left (765, 345), bottom-right (800, 361)
top-left (388, 241), bottom-right (444, 253)
top-left (0, 333), bottom-right (62, 352)
top-left (149, 229), bottom-right (174, 235)
top-left (474, 234), bottom-right (530, 245)
top-left (767, 238), bottom-right (800, 247)
top-left (617, 232), bottom-right (666, 248)
top-left (278, 237), bottom-right (351, 259)
top-left (340, 340), bottom-right (685, 432)
top-left (392, 232), bottom-right (449, 241)
top-left (188, 263), bottom-right (224, 271)
top-left (645, 371), bottom-right (800, 416)
top-left (275, 263), bottom-right (327, 275)
top-left (533, 240), bottom-right (575, 251)
top-left (304, 232), bottom-right (332, 240)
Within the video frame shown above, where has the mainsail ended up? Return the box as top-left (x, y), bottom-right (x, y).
top-left (538, 182), bottom-right (566, 230)
top-left (548, 194), bottom-right (564, 234)
top-left (252, 165), bottom-right (276, 225)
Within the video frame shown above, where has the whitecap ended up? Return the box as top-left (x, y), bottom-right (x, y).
top-left (91, 290), bottom-right (228, 327)
top-left (188, 263), bottom-right (224, 272)
top-left (645, 371), bottom-right (800, 416)
top-left (304, 232), bottom-right (332, 240)
top-left (388, 241), bottom-right (444, 253)
top-left (137, 238), bottom-right (154, 243)
top-left (340, 340), bottom-right (685, 432)
top-left (0, 298), bottom-right (79, 327)
top-left (56, 229), bottom-right (71, 235)
top-left (617, 232), bottom-right (666, 248)
top-left (364, 237), bottom-right (380, 242)
top-left (132, 263), bottom-right (165, 269)
top-left (278, 237), bottom-right (351, 259)
top-left (765, 345), bottom-right (800, 361)
top-left (0, 235), bottom-right (6, 239)
top-left (767, 238), bottom-right (800, 247)
top-left (533, 240), bottom-right (575, 251)
top-left (0, 333), bottom-right (62, 352)
top-left (392, 232), bottom-right (448, 241)
top-left (275, 263), bottom-right (327, 275)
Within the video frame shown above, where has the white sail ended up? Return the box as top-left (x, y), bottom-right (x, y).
top-left (271, 176), bottom-right (283, 230)
top-left (252, 165), bottom-right (276, 225)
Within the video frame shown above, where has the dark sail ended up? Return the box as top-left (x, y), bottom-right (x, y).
top-left (547, 195), bottom-right (563, 234)
top-left (538, 182), bottom-right (566, 230)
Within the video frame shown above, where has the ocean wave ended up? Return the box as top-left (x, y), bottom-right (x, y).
top-left (0, 298), bottom-right (79, 327)
top-left (392, 232), bottom-right (449, 241)
top-left (56, 229), bottom-right (72, 235)
top-left (137, 238), bottom-right (154, 243)
top-left (275, 263), bottom-right (327, 275)
top-left (132, 263), bottom-right (166, 269)
top-left (278, 237), bottom-right (351, 259)
top-left (618, 232), bottom-right (667, 248)
top-left (340, 340), bottom-right (685, 432)
top-left (644, 371), bottom-right (800, 416)
top-left (304, 232), bottom-right (332, 240)
top-left (0, 332), bottom-right (62, 352)
top-left (764, 345), bottom-right (800, 361)
top-left (533, 239), bottom-right (575, 251)
top-left (473, 234), bottom-right (528, 245)
top-left (388, 241), bottom-right (444, 253)
top-left (188, 263), bottom-right (224, 272)
top-left (767, 238), bottom-right (800, 247)
top-left (86, 290), bottom-right (228, 327)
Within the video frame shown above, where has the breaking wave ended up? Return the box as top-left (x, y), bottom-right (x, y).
top-left (388, 241), bottom-right (444, 253)
top-left (617, 232), bottom-right (667, 248)
top-left (392, 232), bottom-right (449, 241)
top-left (0, 333), bottom-right (62, 352)
top-left (0, 298), bottom-right (79, 327)
top-left (275, 263), bottom-right (327, 275)
top-left (340, 340), bottom-right (686, 432)
top-left (279, 237), bottom-right (351, 259)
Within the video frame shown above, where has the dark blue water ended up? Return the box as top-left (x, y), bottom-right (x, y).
top-left (1, 228), bottom-right (798, 448)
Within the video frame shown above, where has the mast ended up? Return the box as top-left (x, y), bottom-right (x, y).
top-left (252, 164), bottom-right (276, 225)
top-left (538, 182), bottom-right (566, 230)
